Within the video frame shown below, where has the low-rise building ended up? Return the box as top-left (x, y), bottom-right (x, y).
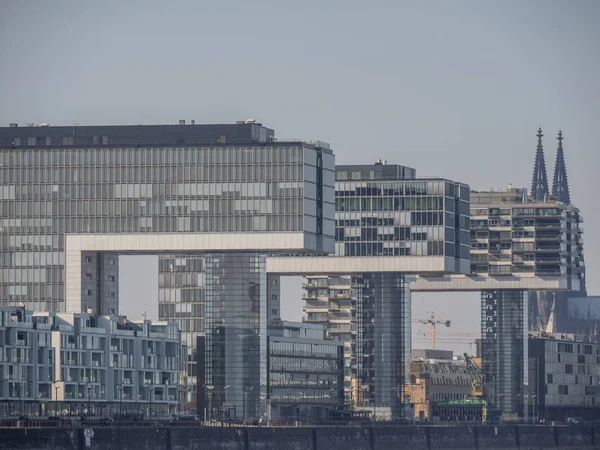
top-left (409, 349), bottom-right (481, 421)
top-left (267, 321), bottom-right (344, 421)
top-left (0, 306), bottom-right (180, 418)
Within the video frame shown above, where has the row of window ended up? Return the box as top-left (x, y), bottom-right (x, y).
top-left (1, 145), bottom-right (313, 165)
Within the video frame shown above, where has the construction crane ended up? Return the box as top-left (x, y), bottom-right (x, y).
top-left (462, 352), bottom-right (501, 423)
top-left (412, 311), bottom-right (451, 350)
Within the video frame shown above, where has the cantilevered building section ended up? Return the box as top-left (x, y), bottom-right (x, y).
top-left (531, 128), bottom-right (549, 202)
top-left (470, 189), bottom-right (584, 283)
top-left (0, 120), bottom-right (336, 421)
top-left (303, 161), bottom-right (470, 419)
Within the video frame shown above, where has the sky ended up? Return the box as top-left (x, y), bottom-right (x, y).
top-left (1, 0), bottom-right (598, 355)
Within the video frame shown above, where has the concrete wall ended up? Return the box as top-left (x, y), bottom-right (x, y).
top-left (0, 424), bottom-right (599, 450)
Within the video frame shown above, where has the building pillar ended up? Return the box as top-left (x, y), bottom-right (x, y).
top-left (481, 289), bottom-right (528, 420)
top-left (204, 253), bottom-right (267, 420)
top-left (356, 272), bottom-right (411, 420)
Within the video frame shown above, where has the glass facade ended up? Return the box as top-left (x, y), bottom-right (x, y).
top-left (481, 289), bottom-right (528, 418)
top-left (302, 164), bottom-right (469, 419)
top-left (355, 273), bottom-right (410, 418)
top-left (0, 123), bottom-right (335, 315)
top-left (334, 179), bottom-right (470, 259)
top-left (203, 253), bottom-right (267, 420)
top-left (267, 321), bottom-right (344, 420)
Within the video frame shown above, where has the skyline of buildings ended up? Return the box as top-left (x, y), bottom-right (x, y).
top-left (0, 120), bottom-right (594, 422)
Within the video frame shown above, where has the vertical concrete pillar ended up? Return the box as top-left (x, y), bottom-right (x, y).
top-left (481, 289), bottom-right (528, 420)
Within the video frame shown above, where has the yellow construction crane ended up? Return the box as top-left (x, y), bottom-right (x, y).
top-left (412, 311), bottom-right (451, 350)
top-left (463, 353), bottom-right (487, 423)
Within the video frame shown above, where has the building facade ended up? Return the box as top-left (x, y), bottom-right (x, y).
top-left (0, 121), bottom-right (334, 315)
top-left (408, 350), bottom-right (480, 421)
top-left (267, 321), bottom-right (344, 421)
top-left (0, 121), bottom-right (336, 420)
top-left (302, 162), bottom-right (470, 419)
top-left (0, 306), bottom-right (180, 418)
top-left (529, 333), bottom-right (600, 422)
top-left (470, 187), bottom-right (585, 419)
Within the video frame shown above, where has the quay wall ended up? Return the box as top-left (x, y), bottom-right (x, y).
top-left (0, 424), bottom-right (597, 450)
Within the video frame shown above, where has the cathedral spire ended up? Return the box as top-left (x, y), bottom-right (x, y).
top-left (552, 130), bottom-right (571, 204)
top-left (531, 127), bottom-right (549, 202)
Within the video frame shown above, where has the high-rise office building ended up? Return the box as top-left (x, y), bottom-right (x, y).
top-left (303, 161), bottom-right (470, 418)
top-left (0, 120), bottom-right (336, 420)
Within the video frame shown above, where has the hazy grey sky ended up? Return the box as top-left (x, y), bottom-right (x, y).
top-left (1, 1), bottom-right (598, 354)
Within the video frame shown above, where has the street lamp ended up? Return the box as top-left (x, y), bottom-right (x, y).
top-left (244, 386), bottom-right (255, 422)
top-left (16, 378), bottom-right (25, 418)
top-left (328, 388), bottom-right (336, 421)
top-left (53, 380), bottom-right (62, 417)
top-left (148, 381), bottom-right (154, 420)
top-left (86, 384), bottom-right (93, 418)
top-left (117, 384), bottom-right (123, 419)
top-left (203, 385), bottom-right (214, 421)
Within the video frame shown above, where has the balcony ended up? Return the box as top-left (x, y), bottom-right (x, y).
top-left (535, 234), bottom-right (561, 241)
top-left (535, 269), bottom-right (562, 275)
top-left (536, 258), bottom-right (561, 264)
top-left (535, 246), bottom-right (562, 252)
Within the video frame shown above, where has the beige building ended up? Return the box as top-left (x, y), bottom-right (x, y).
top-left (409, 350), bottom-right (478, 421)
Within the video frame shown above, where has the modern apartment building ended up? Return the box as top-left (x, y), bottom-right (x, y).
top-left (0, 306), bottom-right (180, 418)
top-left (470, 187), bottom-right (585, 418)
top-left (303, 162), bottom-right (470, 418)
top-left (470, 188), bottom-right (584, 281)
top-left (267, 321), bottom-right (344, 421)
top-left (302, 276), bottom-right (355, 404)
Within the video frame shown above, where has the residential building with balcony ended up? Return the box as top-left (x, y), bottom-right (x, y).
top-left (0, 306), bottom-right (180, 418)
top-left (470, 187), bottom-right (584, 283)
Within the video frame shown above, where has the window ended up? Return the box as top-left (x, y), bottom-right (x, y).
top-left (547, 373), bottom-right (553, 384)
top-left (108, 259), bottom-right (116, 265)
top-left (272, 309), bottom-right (278, 316)
top-left (565, 364), bottom-right (573, 374)
top-left (84, 256), bottom-right (92, 263)
top-left (108, 292), bottom-right (116, 298)
top-left (84, 273), bottom-right (92, 279)
top-left (86, 290), bottom-right (93, 296)
top-left (108, 275), bottom-right (115, 282)
top-left (271, 295), bottom-right (277, 301)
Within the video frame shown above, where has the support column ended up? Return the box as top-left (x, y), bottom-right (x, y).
top-left (355, 273), bottom-right (410, 420)
top-left (204, 253), bottom-right (267, 421)
top-left (481, 289), bottom-right (528, 420)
